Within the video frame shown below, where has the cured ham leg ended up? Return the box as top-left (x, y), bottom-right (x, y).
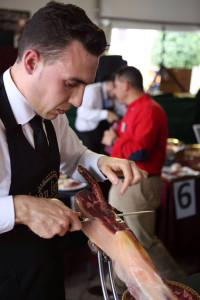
top-left (74, 165), bottom-right (177, 300)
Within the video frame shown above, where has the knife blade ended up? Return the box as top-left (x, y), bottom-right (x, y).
top-left (79, 210), bottom-right (154, 222)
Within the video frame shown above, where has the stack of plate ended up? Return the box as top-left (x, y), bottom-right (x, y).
top-left (166, 138), bottom-right (185, 165)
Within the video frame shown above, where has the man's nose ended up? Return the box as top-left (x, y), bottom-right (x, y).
top-left (71, 96), bottom-right (82, 107)
top-left (71, 89), bottom-right (85, 107)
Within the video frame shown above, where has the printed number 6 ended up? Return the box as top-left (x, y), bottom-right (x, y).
top-left (178, 182), bottom-right (191, 209)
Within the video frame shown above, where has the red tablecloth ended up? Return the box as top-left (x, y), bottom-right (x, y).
top-left (156, 176), bottom-right (200, 258)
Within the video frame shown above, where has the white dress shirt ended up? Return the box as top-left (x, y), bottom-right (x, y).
top-left (75, 82), bottom-right (126, 132)
top-left (0, 69), bottom-right (105, 234)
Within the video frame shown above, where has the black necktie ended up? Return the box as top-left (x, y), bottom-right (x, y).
top-left (30, 115), bottom-right (49, 156)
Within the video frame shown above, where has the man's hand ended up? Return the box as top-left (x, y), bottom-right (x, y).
top-left (97, 156), bottom-right (148, 195)
top-left (13, 195), bottom-right (82, 238)
top-left (101, 128), bottom-right (117, 146)
top-left (107, 111), bottom-right (119, 123)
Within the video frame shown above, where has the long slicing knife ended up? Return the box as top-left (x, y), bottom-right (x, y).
top-left (80, 210), bottom-right (154, 222)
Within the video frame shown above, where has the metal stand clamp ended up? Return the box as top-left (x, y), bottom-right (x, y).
top-left (89, 241), bottom-right (119, 300)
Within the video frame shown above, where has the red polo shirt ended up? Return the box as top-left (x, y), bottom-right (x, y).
top-left (110, 93), bottom-right (168, 174)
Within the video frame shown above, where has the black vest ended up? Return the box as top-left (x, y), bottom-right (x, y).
top-left (0, 75), bottom-right (65, 300)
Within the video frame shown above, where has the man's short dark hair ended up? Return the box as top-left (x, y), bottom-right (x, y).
top-left (17, 1), bottom-right (108, 62)
top-left (115, 66), bottom-right (144, 91)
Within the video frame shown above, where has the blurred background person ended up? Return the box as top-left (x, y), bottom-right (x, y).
top-left (75, 75), bottom-right (126, 199)
top-left (102, 66), bottom-right (186, 295)
top-left (75, 75), bottom-right (126, 154)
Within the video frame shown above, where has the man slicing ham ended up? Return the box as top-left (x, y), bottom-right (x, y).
top-left (0, 2), bottom-right (147, 300)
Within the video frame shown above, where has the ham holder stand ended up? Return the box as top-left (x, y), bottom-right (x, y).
top-left (89, 241), bottom-right (119, 300)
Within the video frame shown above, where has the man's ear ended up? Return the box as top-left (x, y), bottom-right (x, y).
top-left (124, 80), bottom-right (129, 91)
top-left (23, 49), bottom-right (40, 75)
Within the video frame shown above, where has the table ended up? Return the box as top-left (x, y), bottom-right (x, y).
top-left (156, 174), bottom-right (200, 258)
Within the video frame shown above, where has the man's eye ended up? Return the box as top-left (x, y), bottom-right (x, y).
top-left (66, 83), bottom-right (76, 87)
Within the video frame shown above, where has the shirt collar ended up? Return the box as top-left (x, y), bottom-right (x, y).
top-left (3, 68), bottom-right (35, 125)
top-left (127, 93), bottom-right (150, 108)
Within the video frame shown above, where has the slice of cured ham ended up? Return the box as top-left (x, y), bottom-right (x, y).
top-left (74, 165), bottom-right (177, 300)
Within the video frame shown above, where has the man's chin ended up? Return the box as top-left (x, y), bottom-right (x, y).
top-left (43, 113), bottom-right (58, 120)
top-left (44, 109), bottom-right (68, 120)
top-left (50, 115), bottom-right (58, 120)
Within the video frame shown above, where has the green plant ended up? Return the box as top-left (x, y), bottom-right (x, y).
top-left (151, 31), bottom-right (200, 68)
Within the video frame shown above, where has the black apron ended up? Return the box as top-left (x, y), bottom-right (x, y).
top-left (0, 75), bottom-right (65, 300)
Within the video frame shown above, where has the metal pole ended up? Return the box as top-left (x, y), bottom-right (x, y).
top-left (108, 260), bottom-right (119, 300)
top-left (97, 250), bottom-right (110, 300)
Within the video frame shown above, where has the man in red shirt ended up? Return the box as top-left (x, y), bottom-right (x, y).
top-left (102, 66), bottom-right (185, 291)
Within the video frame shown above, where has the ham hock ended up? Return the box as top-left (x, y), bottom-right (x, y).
top-left (74, 165), bottom-right (177, 300)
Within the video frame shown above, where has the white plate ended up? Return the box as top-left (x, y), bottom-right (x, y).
top-left (58, 179), bottom-right (87, 191)
top-left (162, 166), bottom-right (200, 180)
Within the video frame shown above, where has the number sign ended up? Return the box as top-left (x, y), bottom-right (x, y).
top-left (173, 179), bottom-right (196, 219)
